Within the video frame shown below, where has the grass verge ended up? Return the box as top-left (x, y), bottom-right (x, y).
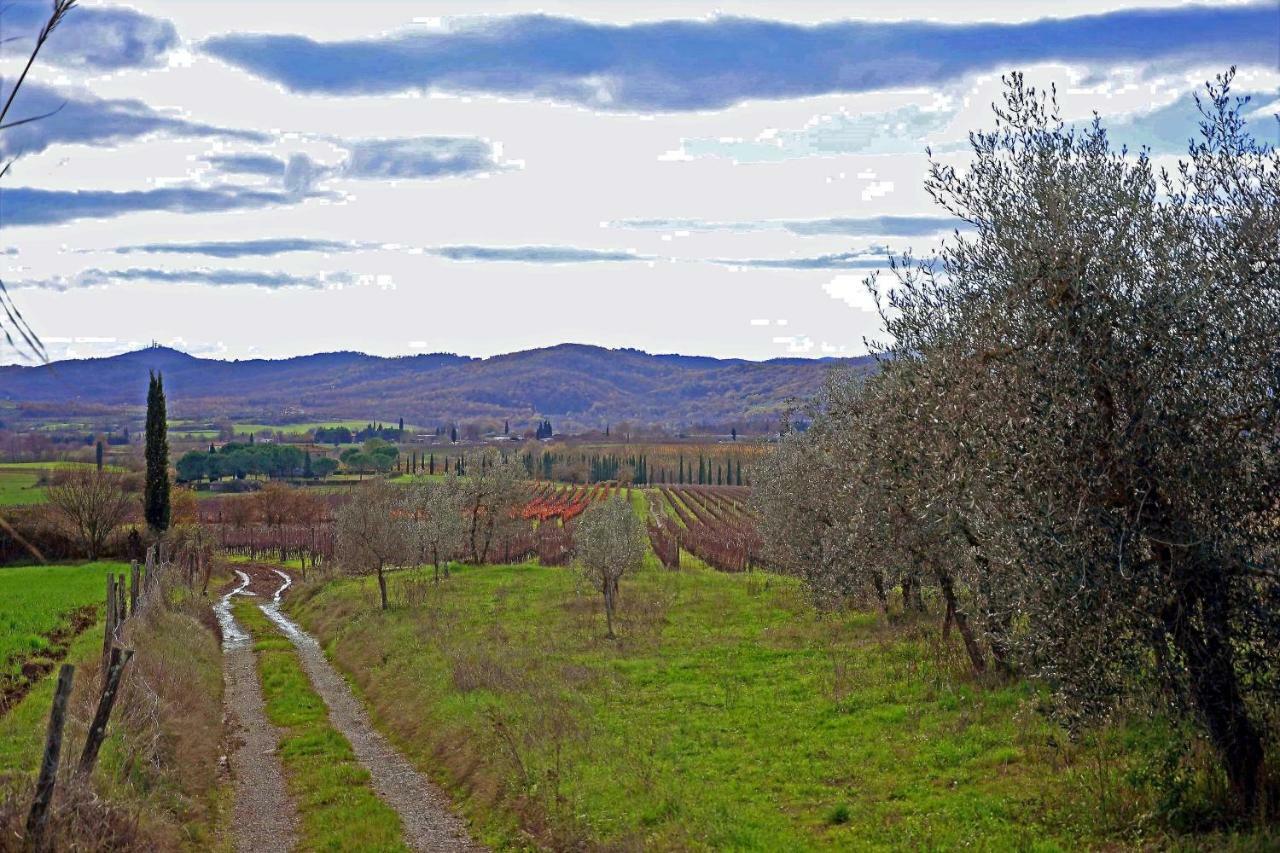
top-left (284, 561), bottom-right (1275, 850)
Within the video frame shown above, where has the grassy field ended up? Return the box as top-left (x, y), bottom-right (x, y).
top-left (283, 561), bottom-right (1217, 850)
top-left (235, 601), bottom-right (407, 851)
top-left (0, 462), bottom-right (122, 506)
top-left (0, 562), bottom-right (121, 684)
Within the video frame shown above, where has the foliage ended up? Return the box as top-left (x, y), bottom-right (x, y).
top-left (403, 475), bottom-right (466, 582)
top-left (144, 371), bottom-right (170, 532)
top-left (334, 479), bottom-right (410, 609)
top-left (575, 495), bottom-right (647, 637)
top-left (757, 72), bottom-right (1280, 814)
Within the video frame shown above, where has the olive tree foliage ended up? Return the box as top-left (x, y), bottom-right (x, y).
top-left (404, 475), bottom-right (466, 582)
top-left (335, 479), bottom-right (410, 610)
top-left (574, 496), bottom-right (647, 639)
top-left (45, 469), bottom-right (133, 560)
top-left (758, 71), bottom-right (1280, 812)
top-left (458, 450), bottom-right (525, 564)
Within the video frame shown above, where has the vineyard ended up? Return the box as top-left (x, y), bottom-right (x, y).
top-left (193, 480), bottom-right (765, 574)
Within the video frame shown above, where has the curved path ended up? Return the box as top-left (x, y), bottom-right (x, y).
top-left (252, 564), bottom-right (482, 852)
top-left (217, 568), bottom-right (299, 853)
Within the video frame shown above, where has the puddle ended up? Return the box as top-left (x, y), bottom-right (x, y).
top-left (215, 569), bottom-right (253, 650)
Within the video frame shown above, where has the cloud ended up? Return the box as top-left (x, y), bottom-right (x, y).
top-left (0, 83), bottom-right (265, 159)
top-left (203, 5), bottom-right (1275, 112)
top-left (204, 154), bottom-right (288, 177)
top-left (5, 0), bottom-right (177, 70)
top-left (674, 103), bottom-right (957, 162)
top-left (0, 186), bottom-right (297, 226)
top-left (109, 238), bottom-right (360, 258)
top-left (711, 252), bottom-right (891, 270)
top-left (204, 137), bottom-right (504, 194)
top-left (343, 137), bottom-right (501, 179)
top-left (430, 245), bottom-right (646, 263)
top-left (612, 216), bottom-right (961, 237)
top-left (12, 267), bottom-right (357, 291)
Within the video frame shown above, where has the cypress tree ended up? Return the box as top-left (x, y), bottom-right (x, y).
top-left (95, 440), bottom-right (104, 471)
top-left (429, 453), bottom-right (435, 475)
top-left (304, 450), bottom-right (313, 478)
top-left (144, 371), bottom-right (171, 533)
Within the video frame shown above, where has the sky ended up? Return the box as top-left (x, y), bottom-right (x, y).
top-left (0, 0), bottom-right (1276, 364)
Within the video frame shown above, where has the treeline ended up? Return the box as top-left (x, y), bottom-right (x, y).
top-left (313, 421), bottom-right (404, 445)
top-left (755, 75), bottom-right (1279, 815)
top-left (175, 442), bottom-right (337, 481)
top-left (521, 449), bottom-right (746, 486)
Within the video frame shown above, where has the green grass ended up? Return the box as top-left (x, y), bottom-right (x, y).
top-left (0, 624), bottom-right (103, 774)
top-left (0, 463), bottom-right (125, 505)
top-left (0, 468), bottom-right (46, 505)
top-left (0, 562), bottom-right (123, 681)
top-left (286, 563), bottom-right (1192, 850)
top-left (234, 601), bottom-right (407, 852)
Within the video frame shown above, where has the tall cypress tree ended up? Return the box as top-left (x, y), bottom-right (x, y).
top-left (144, 371), bottom-right (171, 533)
top-left (95, 440), bottom-right (104, 471)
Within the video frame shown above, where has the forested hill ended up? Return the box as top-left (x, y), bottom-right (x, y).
top-left (0, 344), bottom-right (872, 430)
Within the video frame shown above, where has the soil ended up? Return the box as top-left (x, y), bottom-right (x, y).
top-left (0, 603), bottom-right (98, 717)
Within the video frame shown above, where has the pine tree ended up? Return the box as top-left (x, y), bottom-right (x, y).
top-left (144, 371), bottom-right (171, 533)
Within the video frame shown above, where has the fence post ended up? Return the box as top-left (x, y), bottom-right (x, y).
top-left (129, 560), bottom-right (139, 616)
top-left (102, 575), bottom-right (115, 659)
top-left (25, 664), bottom-right (74, 851)
top-left (77, 646), bottom-right (134, 778)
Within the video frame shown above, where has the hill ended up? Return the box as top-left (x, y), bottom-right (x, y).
top-left (0, 344), bottom-right (870, 431)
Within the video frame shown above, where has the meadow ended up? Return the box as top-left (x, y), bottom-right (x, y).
top-left (286, 561), bottom-right (1213, 850)
top-left (0, 562), bottom-right (120, 689)
top-left (0, 461), bottom-right (120, 506)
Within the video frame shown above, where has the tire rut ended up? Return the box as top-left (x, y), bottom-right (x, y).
top-left (257, 568), bottom-right (482, 852)
top-left (218, 568), bottom-right (299, 853)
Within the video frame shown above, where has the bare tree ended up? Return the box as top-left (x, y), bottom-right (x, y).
top-left (404, 475), bottom-right (465, 583)
top-left (335, 479), bottom-right (409, 610)
top-left (45, 469), bottom-right (133, 559)
top-left (458, 450), bottom-right (524, 563)
top-left (575, 496), bottom-right (647, 639)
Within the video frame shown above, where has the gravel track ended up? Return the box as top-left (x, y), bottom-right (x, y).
top-left (256, 567), bottom-right (482, 852)
top-left (218, 568), bottom-right (298, 853)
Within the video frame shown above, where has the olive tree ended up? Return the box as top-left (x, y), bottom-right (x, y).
top-left (458, 450), bottom-right (524, 564)
top-left (404, 475), bottom-right (466, 583)
top-left (335, 479), bottom-right (410, 610)
top-left (875, 71), bottom-right (1280, 809)
top-left (758, 70), bottom-right (1279, 812)
top-left (574, 496), bottom-right (647, 639)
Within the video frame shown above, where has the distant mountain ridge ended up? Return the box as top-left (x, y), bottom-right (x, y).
top-left (0, 344), bottom-right (872, 430)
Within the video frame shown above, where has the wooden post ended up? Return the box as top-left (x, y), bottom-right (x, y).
top-left (129, 561), bottom-right (139, 616)
top-left (78, 647), bottom-right (134, 778)
top-left (102, 575), bottom-right (115, 658)
top-left (26, 664), bottom-right (75, 851)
